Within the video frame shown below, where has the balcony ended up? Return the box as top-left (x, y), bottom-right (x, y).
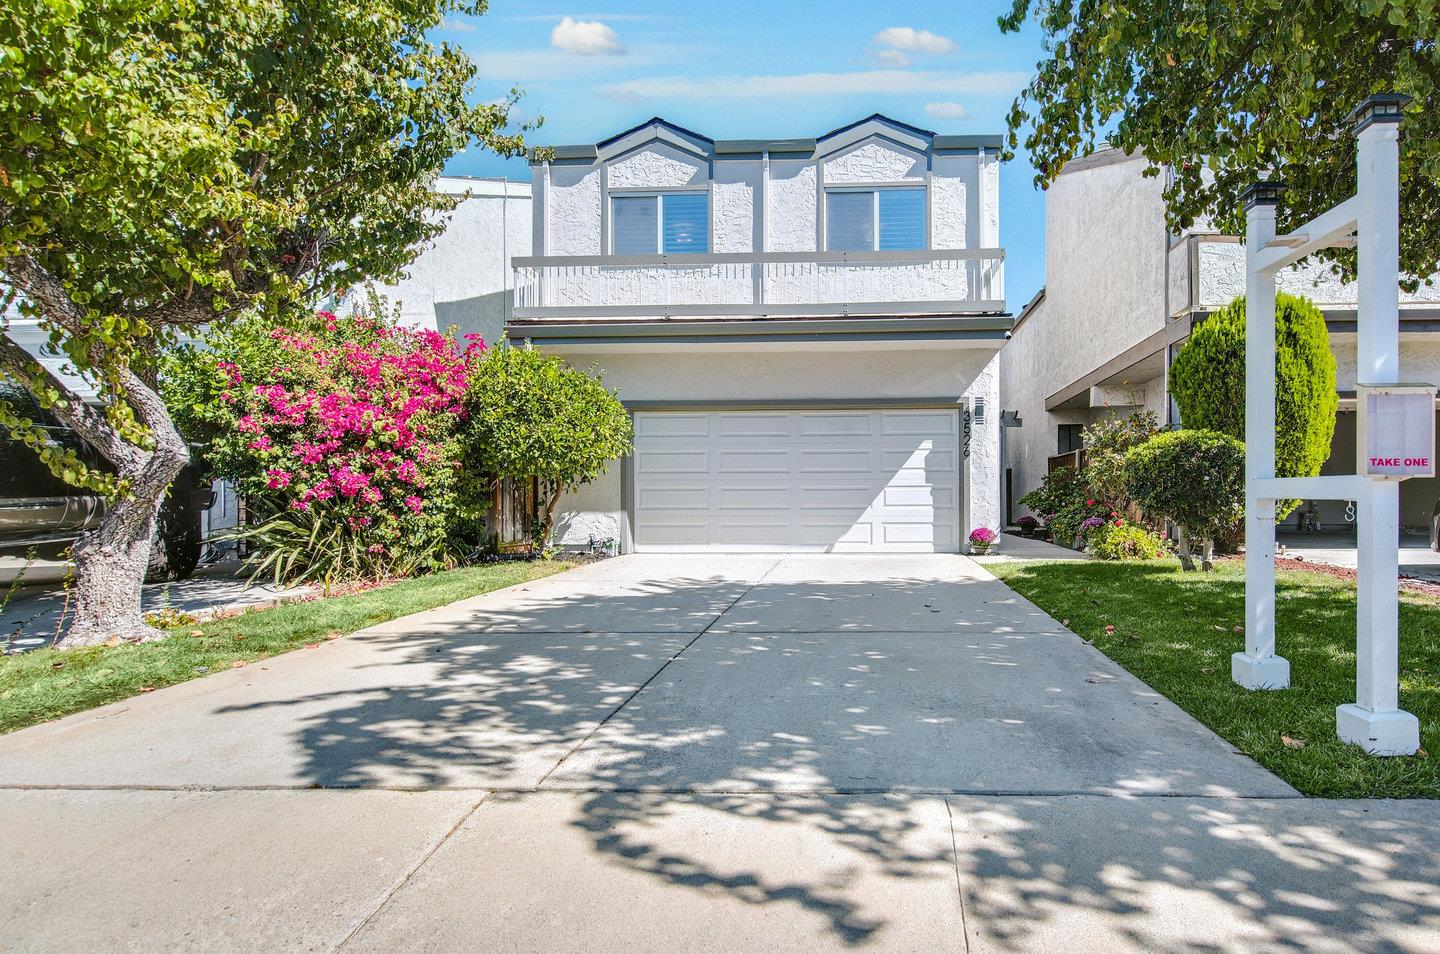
top-left (511, 249), bottom-right (1004, 320)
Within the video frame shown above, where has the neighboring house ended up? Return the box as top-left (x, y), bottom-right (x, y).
top-left (1001, 148), bottom-right (1440, 531)
top-left (377, 176), bottom-right (531, 347)
top-left (507, 115), bottom-right (1008, 553)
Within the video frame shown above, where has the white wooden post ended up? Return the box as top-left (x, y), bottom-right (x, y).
top-left (1235, 94), bottom-right (1419, 756)
top-left (1337, 96), bottom-right (1420, 755)
top-left (1234, 183), bottom-right (1290, 690)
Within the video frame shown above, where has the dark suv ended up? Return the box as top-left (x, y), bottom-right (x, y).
top-left (1, 381), bottom-right (212, 582)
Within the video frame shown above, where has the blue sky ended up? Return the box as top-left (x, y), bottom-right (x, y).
top-left (437, 0), bottom-right (1048, 308)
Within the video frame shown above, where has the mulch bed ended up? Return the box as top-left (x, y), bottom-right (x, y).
top-left (1274, 555), bottom-right (1440, 597)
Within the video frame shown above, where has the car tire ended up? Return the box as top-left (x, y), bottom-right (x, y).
top-left (147, 481), bottom-right (203, 583)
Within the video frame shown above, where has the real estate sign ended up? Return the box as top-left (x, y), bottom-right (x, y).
top-left (1357, 383), bottom-right (1436, 479)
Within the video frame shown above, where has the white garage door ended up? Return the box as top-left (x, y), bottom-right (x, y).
top-left (632, 409), bottom-right (961, 552)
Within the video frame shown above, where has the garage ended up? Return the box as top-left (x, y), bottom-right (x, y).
top-left (631, 408), bottom-right (962, 552)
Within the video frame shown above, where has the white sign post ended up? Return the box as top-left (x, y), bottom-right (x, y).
top-left (1237, 94), bottom-right (1421, 756)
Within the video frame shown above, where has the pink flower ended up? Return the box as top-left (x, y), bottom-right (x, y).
top-left (404, 495), bottom-right (423, 513)
top-left (265, 469), bottom-right (292, 490)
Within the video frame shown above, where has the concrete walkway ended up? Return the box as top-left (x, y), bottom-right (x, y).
top-left (1, 554), bottom-right (1437, 952)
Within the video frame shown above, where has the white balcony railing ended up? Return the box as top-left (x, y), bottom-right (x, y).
top-left (511, 249), bottom-right (1004, 320)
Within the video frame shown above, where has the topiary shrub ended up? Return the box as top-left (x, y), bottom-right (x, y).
top-left (1123, 429), bottom-right (1245, 571)
top-left (463, 343), bottom-right (633, 549)
top-left (1089, 521), bottom-right (1169, 561)
top-left (1167, 292), bottom-right (1337, 518)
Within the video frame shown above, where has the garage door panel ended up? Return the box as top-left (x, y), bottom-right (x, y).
top-left (798, 448), bottom-right (873, 473)
top-left (717, 486), bottom-right (790, 510)
top-left (797, 412), bottom-right (873, 437)
top-left (883, 485), bottom-right (952, 508)
top-left (718, 449), bottom-right (790, 473)
top-left (634, 409), bottom-right (962, 553)
top-left (635, 522), bottom-right (709, 546)
top-left (636, 486), bottom-right (709, 510)
top-left (718, 523), bottom-right (790, 547)
top-left (718, 413), bottom-right (790, 438)
top-left (638, 450), bottom-right (709, 475)
top-left (636, 414), bottom-right (711, 438)
top-left (881, 412), bottom-right (957, 436)
top-left (800, 522), bottom-right (873, 547)
top-left (883, 446), bottom-right (954, 472)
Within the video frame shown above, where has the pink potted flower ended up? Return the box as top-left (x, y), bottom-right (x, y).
top-left (969, 527), bottom-right (998, 553)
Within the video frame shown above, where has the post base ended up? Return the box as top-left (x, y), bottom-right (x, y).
top-left (1336, 704), bottom-right (1420, 756)
top-left (1231, 652), bottom-right (1291, 690)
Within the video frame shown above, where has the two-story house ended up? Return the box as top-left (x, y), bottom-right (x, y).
top-left (1002, 148), bottom-right (1440, 531)
top-left (505, 115), bottom-right (1009, 554)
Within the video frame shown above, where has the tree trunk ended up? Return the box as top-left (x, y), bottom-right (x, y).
top-left (0, 254), bottom-right (191, 646)
top-left (1176, 525), bottom-right (1197, 572)
top-left (538, 480), bottom-right (566, 551)
top-left (1200, 535), bottom-right (1215, 572)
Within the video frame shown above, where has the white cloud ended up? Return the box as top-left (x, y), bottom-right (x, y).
top-left (874, 48), bottom-right (913, 68)
top-left (602, 69), bottom-right (1028, 100)
top-left (551, 16), bottom-right (626, 56)
top-left (924, 101), bottom-right (969, 120)
top-left (873, 27), bottom-right (958, 55)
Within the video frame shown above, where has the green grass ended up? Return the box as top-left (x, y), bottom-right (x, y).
top-left (0, 559), bottom-right (572, 734)
top-left (988, 558), bottom-right (1439, 798)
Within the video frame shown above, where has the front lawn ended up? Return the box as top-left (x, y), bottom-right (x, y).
top-left (988, 558), bottom-right (1439, 798)
top-left (0, 559), bottom-right (573, 734)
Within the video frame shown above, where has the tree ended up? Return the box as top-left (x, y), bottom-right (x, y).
top-left (999, 0), bottom-right (1438, 288)
top-left (0, 0), bottom-right (530, 645)
top-left (463, 344), bottom-right (633, 548)
top-left (1124, 430), bottom-right (1246, 571)
top-left (1168, 293), bottom-right (1338, 517)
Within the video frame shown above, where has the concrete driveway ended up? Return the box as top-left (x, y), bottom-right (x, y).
top-left (2, 554), bottom-right (1438, 952)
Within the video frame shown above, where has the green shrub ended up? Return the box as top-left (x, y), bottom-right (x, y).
top-left (1081, 410), bottom-right (1159, 510)
top-left (1168, 292), bottom-right (1337, 517)
top-left (1089, 521), bottom-right (1169, 561)
top-left (1123, 429), bottom-right (1245, 571)
top-left (463, 343), bottom-right (633, 546)
top-left (1017, 466), bottom-right (1111, 546)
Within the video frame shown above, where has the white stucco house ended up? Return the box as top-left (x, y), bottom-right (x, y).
top-left (1001, 148), bottom-right (1440, 531)
top-left (378, 176), bottom-right (532, 346)
top-left (506, 115), bottom-right (1009, 553)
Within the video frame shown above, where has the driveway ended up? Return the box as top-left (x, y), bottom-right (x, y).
top-left (2, 554), bottom-right (1438, 952)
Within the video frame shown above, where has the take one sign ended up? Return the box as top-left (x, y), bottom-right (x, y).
top-left (1357, 384), bottom-right (1437, 479)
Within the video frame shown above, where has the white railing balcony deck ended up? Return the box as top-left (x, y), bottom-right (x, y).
top-left (511, 249), bottom-right (1005, 320)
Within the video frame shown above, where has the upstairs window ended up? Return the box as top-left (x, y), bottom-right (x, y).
top-left (611, 192), bottom-right (709, 255)
top-left (825, 187), bottom-right (926, 252)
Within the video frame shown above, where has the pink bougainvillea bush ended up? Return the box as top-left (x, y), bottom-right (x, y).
top-left (164, 303), bottom-right (483, 584)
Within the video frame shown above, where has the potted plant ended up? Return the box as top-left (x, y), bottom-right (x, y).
top-left (969, 527), bottom-right (998, 554)
top-left (1016, 515), bottom-right (1040, 537)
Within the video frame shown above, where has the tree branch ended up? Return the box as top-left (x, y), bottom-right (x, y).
top-left (0, 326), bottom-right (142, 471)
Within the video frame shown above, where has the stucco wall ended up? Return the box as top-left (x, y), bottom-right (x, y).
top-left (376, 179), bottom-right (531, 347)
top-left (1000, 151), bottom-right (1171, 512)
top-left (824, 139), bottom-right (925, 183)
top-left (1193, 240), bottom-right (1440, 311)
top-left (713, 162), bottom-right (758, 254)
top-left (545, 345), bottom-right (1004, 551)
top-left (547, 165), bottom-right (602, 256)
top-left (607, 142), bottom-right (707, 189)
top-left (767, 159), bottom-right (818, 252)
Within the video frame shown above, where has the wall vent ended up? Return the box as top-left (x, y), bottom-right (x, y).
top-left (972, 396), bottom-right (987, 424)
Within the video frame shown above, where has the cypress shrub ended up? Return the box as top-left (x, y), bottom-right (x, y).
top-left (1168, 292), bottom-right (1338, 517)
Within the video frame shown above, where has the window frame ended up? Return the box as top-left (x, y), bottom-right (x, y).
top-left (823, 184), bottom-right (929, 253)
top-left (608, 188), bottom-right (711, 256)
